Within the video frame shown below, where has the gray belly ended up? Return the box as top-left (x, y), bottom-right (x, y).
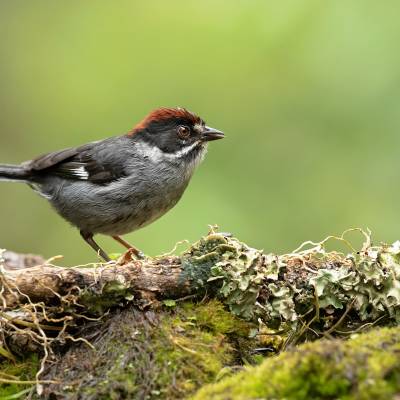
top-left (39, 174), bottom-right (189, 235)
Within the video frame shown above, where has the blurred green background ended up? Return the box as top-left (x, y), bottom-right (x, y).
top-left (1, 1), bottom-right (400, 264)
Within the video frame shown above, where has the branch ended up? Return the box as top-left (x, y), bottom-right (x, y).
top-left (1, 228), bottom-right (400, 349)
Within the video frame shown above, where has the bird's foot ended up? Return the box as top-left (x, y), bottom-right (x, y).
top-left (117, 248), bottom-right (146, 265)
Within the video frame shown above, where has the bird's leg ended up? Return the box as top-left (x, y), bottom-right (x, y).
top-left (112, 236), bottom-right (144, 259)
top-left (80, 231), bottom-right (111, 262)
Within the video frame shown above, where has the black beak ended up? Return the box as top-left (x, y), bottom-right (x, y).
top-left (201, 126), bottom-right (225, 142)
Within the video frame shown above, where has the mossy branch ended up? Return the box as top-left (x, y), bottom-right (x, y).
top-left (1, 228), bottom-right (400, 398)
top-left (1, 228), bottom-right (400, 346)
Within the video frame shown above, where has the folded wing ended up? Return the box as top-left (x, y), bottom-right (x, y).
top-left (26, 140), bottom-right (127, 184)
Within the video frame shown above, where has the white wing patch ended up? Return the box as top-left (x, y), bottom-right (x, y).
top-left (73, 166), bottom-right (89, 179)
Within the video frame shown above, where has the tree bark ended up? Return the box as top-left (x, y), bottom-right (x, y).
top-left (1, 230), bottom-right (400, 346)
top-left (2, 253), bottom-right (192, 309)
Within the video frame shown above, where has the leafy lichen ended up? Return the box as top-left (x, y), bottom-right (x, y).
top-left (183, 229), bottom-right (400, 345)
top-left (192, 326), bottom-right (400, 400)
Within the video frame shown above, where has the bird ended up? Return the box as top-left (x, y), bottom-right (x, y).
top-left (0, 107), bottom-right (224, 261)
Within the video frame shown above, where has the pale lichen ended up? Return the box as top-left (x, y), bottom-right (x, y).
top-left (183, 229), bottom-right (400, 346)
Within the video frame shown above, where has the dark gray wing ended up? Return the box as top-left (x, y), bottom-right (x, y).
top-left (26, 138), bottom-right (128, 184)
top-left (28, 147), bottom-right (80, 171)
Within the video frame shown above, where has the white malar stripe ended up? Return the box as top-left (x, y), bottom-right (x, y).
top-left (73, 166), bottom-right (89, 179)
top-left (135, 141), bottom-right (204, 162)
top-left (167, 141), bottom-right (202, 159)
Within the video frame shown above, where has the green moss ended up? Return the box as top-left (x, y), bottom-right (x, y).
top-left (79, 280), bottom-right (135, 314)
top-left (151, 300), bottom-right (255, 398)
top-left (192, 326), bottom-right (400, 400)
top-left (181, 300), bottom-right (250, 335)
top-left (0, 355), bottom-right (39, 399)
top-left (42, 300), bottom-right (256, 399)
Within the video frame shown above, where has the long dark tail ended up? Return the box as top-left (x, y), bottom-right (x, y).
top-left (0, 164), bottom-right (31, 182)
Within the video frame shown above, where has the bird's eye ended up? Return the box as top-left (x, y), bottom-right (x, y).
top-left (177, 125), bottom-right (190, 140)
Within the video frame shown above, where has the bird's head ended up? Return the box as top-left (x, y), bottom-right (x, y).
top-left (128, 107), bottom-right (224, 158)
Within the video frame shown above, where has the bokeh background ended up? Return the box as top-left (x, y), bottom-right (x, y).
top-left (1, 1), bottom-right (400, 264)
